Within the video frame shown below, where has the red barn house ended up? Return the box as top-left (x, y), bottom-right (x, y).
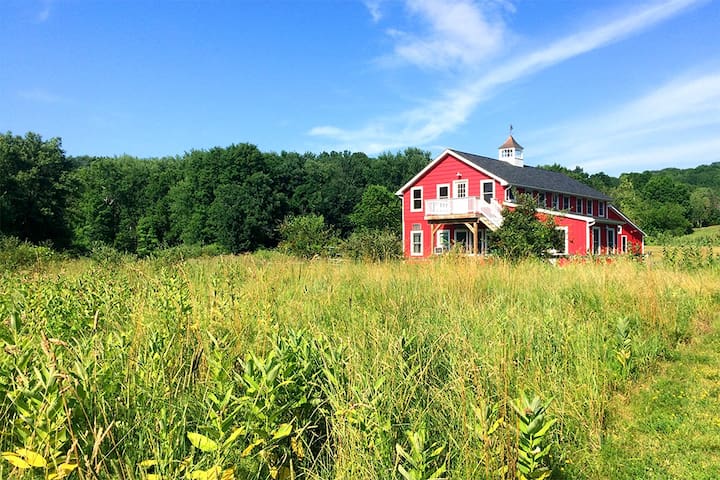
top-left (395, 136), bottom-right (644, 258)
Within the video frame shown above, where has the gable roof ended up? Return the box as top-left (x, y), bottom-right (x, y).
top-left (451, 149), bottom-right (612, 200)
top-left (396, 148), bottom-right (613, 201)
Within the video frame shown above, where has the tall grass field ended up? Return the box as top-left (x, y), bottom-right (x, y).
top-left (1, 253), bottom-right (718, 479)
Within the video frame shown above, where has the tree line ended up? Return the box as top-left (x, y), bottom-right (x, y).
top-left (2, 131), bottom-right (719, 256)
top-left (0, 131), bottom-right (426, 255)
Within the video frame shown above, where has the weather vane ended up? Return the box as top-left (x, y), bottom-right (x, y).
top-left (509, 124), bottom-right (513, 135)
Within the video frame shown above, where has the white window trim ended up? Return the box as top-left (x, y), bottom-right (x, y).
top-left (453, 179), bottom-right (468, 198)
top-left (621, 235), bottom-right (628, 253)
top-left (552, 226), bottom-right (569, 256)
top-left (552, 193), bottom-right (559, 210)
top-left (607, 226), bottom-right (616, 254)
top-left (592, 226), bottom-right (601, 255)
top-left (505, 187), bottom-right (516, 202)
top-left (537, 192), bottom-right (546, 207)
top-left (411, 231), bottom-right (423, 256)
top-left (563, 195), bottom-right (570, 211)
top-left (599, 201), bottom-right (606, 218)
top-left (587, 199), bottom-right (593, 216)
top-left (454, 228), bottom-right (471, 251)
top-left (436, 183), bottom-right (450, 199)
top-left (410, 186), bottom-right (423, 212)
top-left (576, 198), bottom-right (583, 214)
top-left (481, 180), bottom-right (495, 203)
top-left (435, 229), bottom-right (451, 254)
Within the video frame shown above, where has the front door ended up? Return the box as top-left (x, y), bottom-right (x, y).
top-left (454, 228), bottom-right (473, 253)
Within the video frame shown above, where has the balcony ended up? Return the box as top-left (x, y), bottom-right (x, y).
top-left (425, 197), bottom-right (503, 228)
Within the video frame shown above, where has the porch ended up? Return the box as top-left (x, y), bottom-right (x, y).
top-left (425, 197), bottom-right (503, 229)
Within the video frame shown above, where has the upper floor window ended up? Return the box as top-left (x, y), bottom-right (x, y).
top-left (537, 192), bottom-right (547, 208)
top-left (552, 193), bottom-right (559, 210)
top-left (576, 197), bottom-right (583, 214)
top-left (453, 179), bottom-right (468, 198)
top-left (411, 187), bottom-right (423, 212)
top-left (437, 184), bottom-right (449, 199)
top-left (598, 201), bottom-right (606, 217)
top-left (505, 187), bottom-right (516, 202)
top-left (587, 199), bottom-right (593, 216)
top-left (481, 180), bottom-right (494, 203)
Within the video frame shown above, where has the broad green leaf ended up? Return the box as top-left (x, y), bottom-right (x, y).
top-left (271, 423), bottom-right (293, 440)
top-left (187, 432), bottom-right (219, 452)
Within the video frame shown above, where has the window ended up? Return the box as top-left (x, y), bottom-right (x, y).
top-left (592, 226), bottom-right (601, 254)
top-left (553, 226), bottom-right (568, 255)
top-left (598, 201), bottom-right (605, 217)
top-left (552, 193), bottom-right (559, 210)
top-left (587, 199), bottom-right (593, 216)
top-left (454, 228), bottom-right (472, 252)
top-left (537, 192), bottom-right (547, 208)
top-left (621, 235), bottom-right (628, 253)
top-left (453, 179), bottom-right (468, 198)
top-left (437, 184), bottom-right (449, 199)
top-left (411, 187), bottom-right (423, 212)
top-left (505, 187), bottom-right (516, 202)
top-left (563, 195), bottom-right (570, 210)
top-left (481, 180), bottom-right (494, 203)
top-left (576, 198), bottom-right (583, 214)
top-left (436, 230), bottom-right (450, 253)
top-left (607, 227), bottom-right (616, 254)
top-left (411, 231), bottom-right (423, 256)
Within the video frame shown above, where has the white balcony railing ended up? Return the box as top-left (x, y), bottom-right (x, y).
top-left (425, 197), bottom-right (503, 227)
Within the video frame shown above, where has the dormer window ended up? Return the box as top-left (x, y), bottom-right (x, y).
top-left (505, 187), bottom-right (516, 202)
top-left (598, 201), bottom-right (606, 217)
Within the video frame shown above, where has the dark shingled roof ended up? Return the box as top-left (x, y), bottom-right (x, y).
top-left (450, 149), bottom-right (613, 201)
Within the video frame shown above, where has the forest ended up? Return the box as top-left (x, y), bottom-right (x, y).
top-left (2, 131), bottom-right (719, 256)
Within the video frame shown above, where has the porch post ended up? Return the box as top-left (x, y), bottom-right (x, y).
top-left (464, 222), bottom-right (478, 255)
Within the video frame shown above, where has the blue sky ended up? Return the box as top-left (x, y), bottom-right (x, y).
top-left (2, 0), bottom-right (719, 175)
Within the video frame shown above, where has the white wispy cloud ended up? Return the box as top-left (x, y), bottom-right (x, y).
top-left (528, 71), bottom-right (720, 174)
top-left (309, 0), bottom-right (701, 154)
top-left (388, 0), bottom-right (507, 70)
top-left (365, 1), bottom-right (382, 23)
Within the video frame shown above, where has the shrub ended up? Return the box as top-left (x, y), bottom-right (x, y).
top-left (279, 215), bottom-right (338, 259)
top-left (0, 236), bottom-right (56, 270)
top-left (340, 228), bottom-right (402, 262)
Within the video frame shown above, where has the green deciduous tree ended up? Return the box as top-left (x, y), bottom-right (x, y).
top-left (0, 132), bottom-right (72, 245)
top-left (278, 214), bottom-right (337, 258)
top-left (349, 185), bottom-right (400, 235)
top-left (489, 193), bottom-right (562, 261)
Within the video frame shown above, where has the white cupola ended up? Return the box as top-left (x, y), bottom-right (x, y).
top-left (498, 135), bottom-right (524, 167)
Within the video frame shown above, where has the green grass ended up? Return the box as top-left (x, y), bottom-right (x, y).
top-left (600, 309), bottom-right (720, 479)
top-left (0, 253), bottom-right (719, 479)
